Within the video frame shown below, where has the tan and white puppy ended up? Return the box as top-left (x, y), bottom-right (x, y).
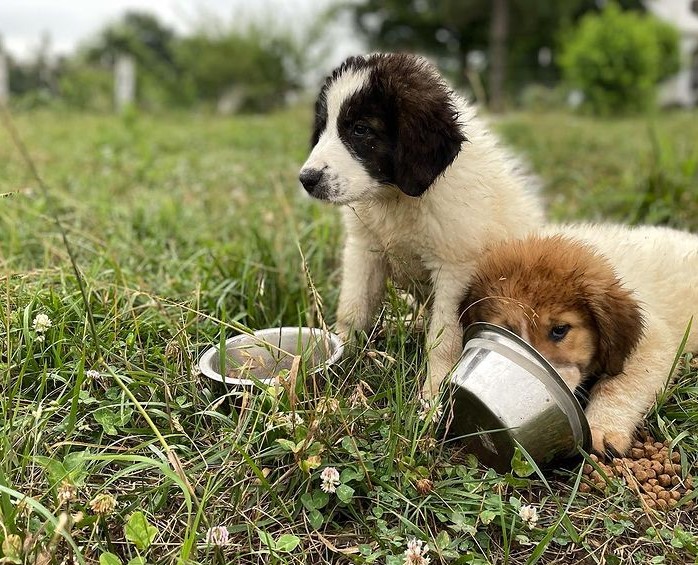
top-left (299, 53), bottom-right (543, 396)
top-left (459, 226), bottom-right (698, 455)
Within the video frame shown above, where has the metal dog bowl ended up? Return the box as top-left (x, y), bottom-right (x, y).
top-left (199, 327), bottom-right (344, 386)
top-left (443, 323), bottom-right (591, 471)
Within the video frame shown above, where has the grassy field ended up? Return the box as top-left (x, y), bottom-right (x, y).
top-left (1, 106), bottom-right (697, 565)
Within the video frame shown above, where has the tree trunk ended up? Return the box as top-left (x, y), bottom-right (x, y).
top-left (489, 0), bottom-right (509, 113)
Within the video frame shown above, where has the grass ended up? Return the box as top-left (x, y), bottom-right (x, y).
top-left (0, 105), bottom-right (697, 564)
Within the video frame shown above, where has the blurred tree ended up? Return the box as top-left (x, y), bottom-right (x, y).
top-left (560, 4), bottom-right (680, 114)
top-left (176, 24), bottom-right (303, 113)
top-left (346, 0), bottom-right (645, 110)
top-left (82, 11), bottom-right (191, 106)
top-left (85, 11), bottom-right (178, 68)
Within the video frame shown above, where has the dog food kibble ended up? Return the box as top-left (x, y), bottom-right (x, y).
top-left (580, 435), bottom-right (694, 511)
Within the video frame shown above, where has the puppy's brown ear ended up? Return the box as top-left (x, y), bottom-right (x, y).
top-left (586, 283), bottom-right (644, 376)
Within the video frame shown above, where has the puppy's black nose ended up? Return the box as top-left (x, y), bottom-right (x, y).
top-left (299, 168), bottom-right (323, 193)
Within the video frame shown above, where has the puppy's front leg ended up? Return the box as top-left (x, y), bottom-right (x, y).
top-left (422, 270), bottom-right (467, 399)
top-left (336, 234), bottom-right (387, 339)
top-left (585, 326), bottom-right (675, 456)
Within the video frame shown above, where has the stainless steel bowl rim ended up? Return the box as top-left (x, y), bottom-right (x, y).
top-left (198, 326), bottom-right (344, 386)
top-left (462, 322), bottom-right (592, 453)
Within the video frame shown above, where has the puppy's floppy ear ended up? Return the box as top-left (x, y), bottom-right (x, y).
top-left (392, 78), bottom-right (466, 196)
top-left (585, 282), bottom-right (644, 376)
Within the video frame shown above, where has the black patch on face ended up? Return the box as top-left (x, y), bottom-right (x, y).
top-left (311, 56), bottom-right (371, 147)
top-left (310, 53), bottom-right (467, 197)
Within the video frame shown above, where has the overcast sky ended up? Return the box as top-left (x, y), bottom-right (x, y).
top-left (0, 0), bottom-right (363, 67)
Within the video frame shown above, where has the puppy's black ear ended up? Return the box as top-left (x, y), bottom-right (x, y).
top-left (394, 98), bottom-right (465, 196)
top-left (585, 282), bottom-right (644, 376)
top-left (389, 60), bottom-right (466, 196)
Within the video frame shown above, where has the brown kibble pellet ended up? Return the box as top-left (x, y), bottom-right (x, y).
top-left (639, 458), bottom-right (652, 468)
top-left (651, 453), bottom-right (665, 461)
top-left (645, 445), bottom-right (657, 456)
top-left (633, 440), bottom-right (644, 449)
top-left (656, 498), bottom-right (668, 510)
top-left (671, 475), bottom-right (681, 487)
top-left (583, 464), bottom-right (593, 475)
top-left (651, 461), bottom-right (664, 473)
top-left (671, 452), bottom-right (681, 463)
top-left (685, 476), bottom-right (693, 488)
top-left (659, 474), bottom-right (672, 487)
top-left (657, 490), bottom-right (671, 501)
top-left (654, 442), bottom-right (665, 450)
top-left (642, 483), bottom-right (654, 494)
top-left (664, 462), bottom-right (675, 476)
top-left (653, 485), bottom-right (665, 494)
top-left (635, 470), bottom-right (648, 482)
top-left (590, 470), bottom-right (602, 482)
top-left (646, 469), bottom-right (657, 480)
top-left (648, 478), bottom-right (658, 486)
top-left (669, 498), bottom-right (678, 508)
top-left (670, 490), bottom-right (681, 501)
top-left (590, 453), bottom-right (599, 462)
top-left (579, 482), bottom-right (591, 493)
top-left (631, 448), bottom-right (644, 459)
top-left (646, 436), bottom-right (655, 445)
top-left (647, 491), bottom-right (658, 500)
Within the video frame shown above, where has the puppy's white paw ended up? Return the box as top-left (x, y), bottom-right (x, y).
top-left (334, 324), bottom-right (352, 345)
top-left (589, 423), bottom-right (634, 457)
top-left (422, 358), bottom-right (452, 400)
top-left (420, 378), bottom-right (440, 400)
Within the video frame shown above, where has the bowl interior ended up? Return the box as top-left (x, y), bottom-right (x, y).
top-left (207, 327), bottom-right (341, 383)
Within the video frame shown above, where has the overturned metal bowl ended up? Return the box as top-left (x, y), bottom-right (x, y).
top-left (199, 327), bottom-right (344, 386)
top-left (443, 323), bottom-right (591, 472)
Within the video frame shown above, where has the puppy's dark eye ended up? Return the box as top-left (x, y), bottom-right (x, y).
top-left (549, 324), bottom-right (571, 342)
top-left (352, 123), bottom-right (371, 137)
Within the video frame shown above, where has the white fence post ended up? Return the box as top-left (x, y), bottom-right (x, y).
top-left (0, 51), bottom-right (8, 105)
top-left (114, 54), bottom-right (136, 111)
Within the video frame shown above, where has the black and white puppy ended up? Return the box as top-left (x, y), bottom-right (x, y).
top-left (299, 53), bottom-right (544, 397)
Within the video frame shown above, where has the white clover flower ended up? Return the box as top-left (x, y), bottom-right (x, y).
top-left (35, 334), bottom-right (46, 344)
top-left (86, 370), bottom-right (100, 380)
top-left (404, 538), bottom-right (431, 565)
top-left (205, 525), bottom-right (230, 547)
top-left (89, 493), bottom-right (117, 516)
top-left (32, 313), bottom-right (52, 333)
top-left (518, 504), bottom-right (539, 529)
top-left (418, 398), bottom-right (443, 424)
top-left (320, 467), bottom-right (341, 494)
top-left (266, 411), bottom-right (303, 432)
top-left (316, 397), bottom-right (340, 415)
top-left (57, 480), bottom-right (77, 505)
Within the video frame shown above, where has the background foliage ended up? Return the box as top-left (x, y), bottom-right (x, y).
top-left (559, 3), bottom-right (681, 115)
